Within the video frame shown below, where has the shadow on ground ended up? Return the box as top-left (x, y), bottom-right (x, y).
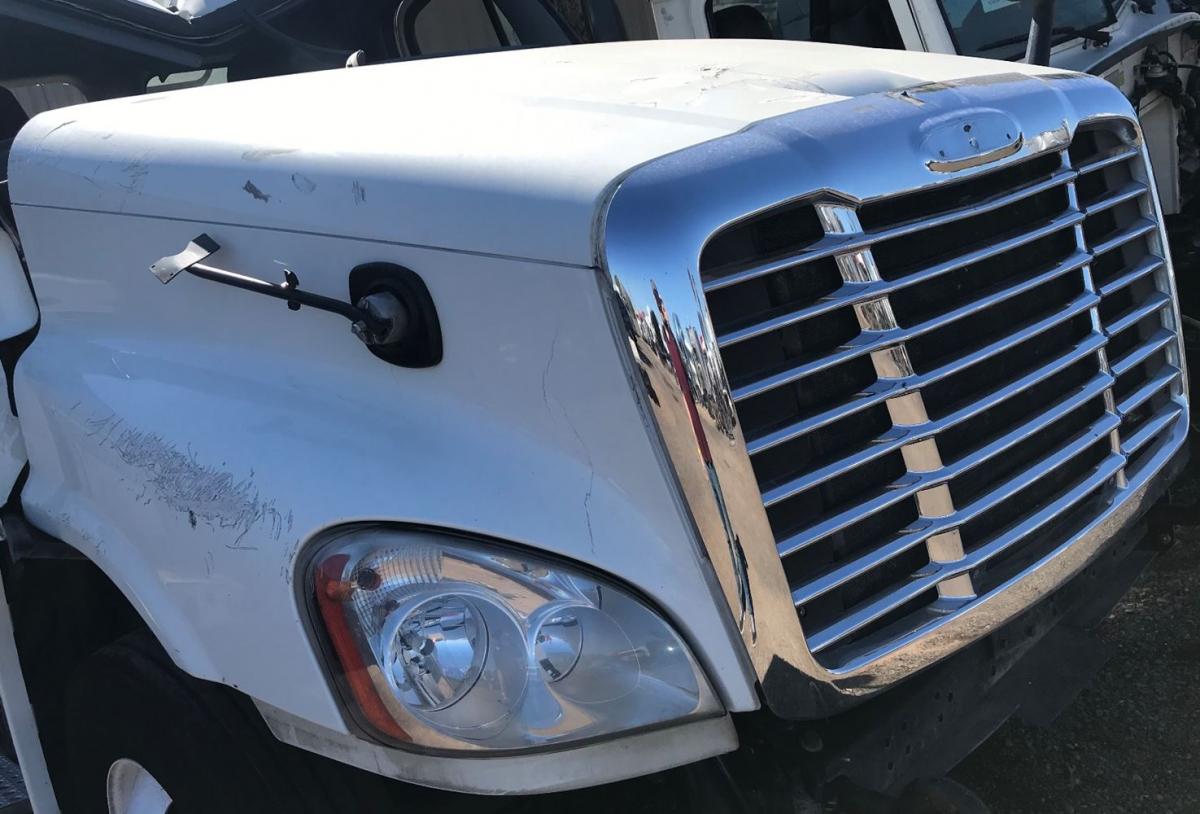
top-left (952, 525), bottom-right (1200, 813)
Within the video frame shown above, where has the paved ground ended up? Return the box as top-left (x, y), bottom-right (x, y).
top-left (953, 515), bottom-right (1200, 812)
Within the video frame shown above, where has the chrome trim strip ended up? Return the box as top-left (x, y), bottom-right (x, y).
top-left (732, 290), bottom-right (1099, 403)
top-left (831, 414), bottom-right (1185, 678)
top-left (1110, 328), bottom-right (1176, 377)
top-left (759, 365), bottom-right (1111, 508)
top-left (927, 133), bottom-right (1025, 173)
top-left (807, 451), bottom-right (1127, 654)
top-left (1091, 218), bottom-right (1158, 257)
top-left (772, 396), bottom-right (1118, 561)
top-left (1098, 255), bottom-right (1164, 297)
top-left (599, 73), bottom-right (1189, 717)
top-left (1121, 403), bottom-right (1185, 456)
top-left (1117, 365), bottom-right (1181, 416)
top-left (717, 247), bottom-right (1090, 349)
top-left (1081, 180), bottom-right (1148, 216)
top-left (1075, 145), bottom-right (1139, 175)
top-left (704, 205), bottom-right (1083, 296)
top-left (745, 329), bottom-right (1106, 456)
top-left (1104, 291), bottom-right (1172, 336)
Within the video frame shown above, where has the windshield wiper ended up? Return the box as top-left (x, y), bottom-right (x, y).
top-left (975, 24), bottom-right (1111, 54)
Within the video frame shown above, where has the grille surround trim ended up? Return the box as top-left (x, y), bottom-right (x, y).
top-left (600, 71), bottom-right (1188, 718)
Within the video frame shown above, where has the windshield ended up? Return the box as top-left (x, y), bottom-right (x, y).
top-left (938, 0), bottom-right (1117, 60)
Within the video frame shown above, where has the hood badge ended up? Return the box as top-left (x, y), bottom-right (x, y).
top-left (923, 111), bottom-right (1024, 173)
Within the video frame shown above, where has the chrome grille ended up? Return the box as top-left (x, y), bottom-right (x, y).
top-left (700, 119), bottom-right (1185, 670)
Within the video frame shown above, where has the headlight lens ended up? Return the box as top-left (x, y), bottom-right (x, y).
top-left (310, 527), bottom-right (721, 751)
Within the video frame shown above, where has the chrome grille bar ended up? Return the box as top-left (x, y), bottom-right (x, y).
top-left (1098, 256), bottom-right (1164, 296)
top-left (1090, 218), bottom-right (1157, 257)
top-left (787, 375), bottom-right (1117, 605)
top-left (1110, 328), bottom-right (1176, 377)
top-left (704, 204), bottom-right (1085, 295)
top-left (806, 452), bottom-right (1126, 654)
top-left (762, 366), bottom-right (1114, 510)
top-left (745, 330), bottom-right (1107, 455)
top-left (777, 406), bottom-right (1118, 559)
top-left (1121, 403), bottom-right (1185, 456)
top-left (732, 289), bottom-right (1098, 402)
top-left (1104, 291), bottom-right (1172, 335)
top-left (1081, 180), bottom-right (1147, 215)
top-left (1064, 143), bottom-right (1127, 490)
top-left (1117, 365), bottom-right (1182, 416)
top-left (1075, 145), bottom-right (1140, 175)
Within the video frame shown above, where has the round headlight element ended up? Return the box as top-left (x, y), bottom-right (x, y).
top-left (382, 596), bottom-right (487, 711)
top-left (312, 529), bottom-right (722, 751)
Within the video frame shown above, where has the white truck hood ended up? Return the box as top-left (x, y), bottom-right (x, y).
top-left (9, 39), bottom-right (1061, 267)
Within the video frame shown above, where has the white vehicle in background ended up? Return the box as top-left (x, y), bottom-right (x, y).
top-left (0, 1), bottom-right (1193, 813)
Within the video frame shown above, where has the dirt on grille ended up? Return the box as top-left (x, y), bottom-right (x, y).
top-left (952, 521), bottom-right (1200, 814)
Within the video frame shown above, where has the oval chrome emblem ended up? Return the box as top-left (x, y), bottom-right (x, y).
top-left (922, 110), bottom-right (1024, 173)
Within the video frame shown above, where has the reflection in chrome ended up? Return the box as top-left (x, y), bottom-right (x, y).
top-left (820, 192), bottom-right (977, 607)
top-left (602, 71), bottom-right (1188, 718)
top-left (650, 285), bottom-right (755, 638)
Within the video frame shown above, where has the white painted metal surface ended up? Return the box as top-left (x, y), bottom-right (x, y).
top-left (4, 40), bottom-right (1068, 788)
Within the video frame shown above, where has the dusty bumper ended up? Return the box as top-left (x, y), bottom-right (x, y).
top-left (256, 703), bottom-right (737, 796)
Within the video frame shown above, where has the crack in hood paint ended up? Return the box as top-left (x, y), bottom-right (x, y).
top-left (9, 39), bottom-right (1064, 267)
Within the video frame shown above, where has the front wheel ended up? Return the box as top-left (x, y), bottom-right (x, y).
top-left (105, 759), bottom-right (172, 814)
top-left (64, 631), bottom-right (310, 813)
top-left (63, 630), bottom-right (476, 814)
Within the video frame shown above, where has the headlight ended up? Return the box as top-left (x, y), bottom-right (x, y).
top-left (309, 527), bottom-right (722, 751)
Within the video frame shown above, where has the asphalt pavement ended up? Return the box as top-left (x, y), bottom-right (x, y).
top-left (953, 505), bottom-right (1200, 812)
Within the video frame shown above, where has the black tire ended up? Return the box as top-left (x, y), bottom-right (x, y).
top-left (62, 630), bottom-right (485, 814)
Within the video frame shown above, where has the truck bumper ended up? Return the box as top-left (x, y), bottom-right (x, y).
top-left (255, 702), bottom-right (738, 797)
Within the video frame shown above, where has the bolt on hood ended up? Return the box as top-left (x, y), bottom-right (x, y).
top-left (9, 39), bottom-right (1063, 267)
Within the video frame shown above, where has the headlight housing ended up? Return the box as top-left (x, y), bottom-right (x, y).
top-left (309, 527), bottom-right (722, 751)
